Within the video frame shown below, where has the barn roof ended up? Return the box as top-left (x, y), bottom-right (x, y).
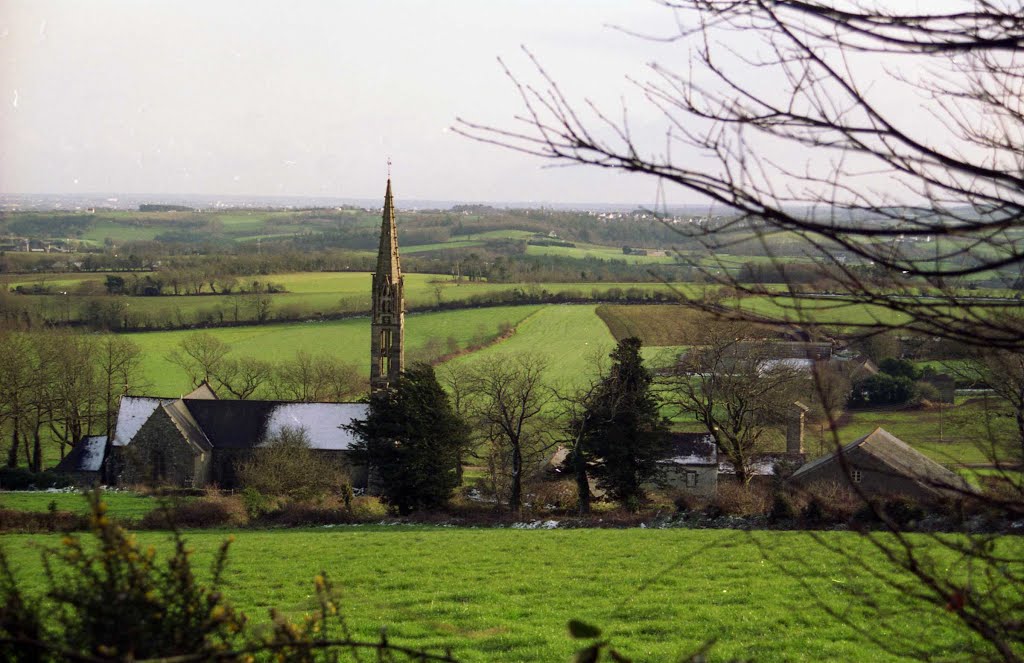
top-left (54, 435), bottom-right (108, 473)
top-left (790, 427), bottom-right (971, 495)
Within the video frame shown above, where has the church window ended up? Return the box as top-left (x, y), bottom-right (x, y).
top-left (152, 449), bottom-right (166, 483)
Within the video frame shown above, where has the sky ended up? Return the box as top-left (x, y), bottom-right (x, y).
top-left (0, 1), bottom-right (698, 206)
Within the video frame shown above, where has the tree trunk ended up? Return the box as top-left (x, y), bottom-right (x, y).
top-left (6, 422), bottom-right (19, 468)
top-left (31, 429), bottom-right (42, 473)
top-left (573, 445), bottom-right (590, 515)
top-left (510, 442), bottom-right (522, 514)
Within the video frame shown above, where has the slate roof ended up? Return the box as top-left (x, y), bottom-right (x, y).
top-left (162, 400), bottom-right (212, 453)
top-left (112, 397), bottom-right (166, 446)
top-left (662, 433), bottom-right (718, 465)
top-left (790, 427), bottom-right (972, 495)
top-left (114, 397), bottom-right (368, 452)
top-left (55, 436), bottom-right (108, 473)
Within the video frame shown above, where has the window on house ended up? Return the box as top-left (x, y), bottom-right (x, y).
top-left (686, 471), bottom-right (698, 487)
top-left (851, 469), bottom-right (863, 483)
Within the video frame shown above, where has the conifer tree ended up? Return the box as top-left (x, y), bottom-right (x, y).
top-left (349, 363), bottom-right (468, 514)
top-left (582, 337), bottom-right (670, 506)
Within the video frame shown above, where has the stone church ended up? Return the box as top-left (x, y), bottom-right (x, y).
top-left (92, 178), bottom-right (406, 488)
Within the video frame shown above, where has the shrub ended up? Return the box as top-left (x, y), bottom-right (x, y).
top-left (140, 495), bottom-right (248, 529)
top-left (711, 481), bottom-right (770, 517)
top-left (240, 487), bottom-right (278, 519)
top-left (0, 468), bottom-right (72, 491)
top-left (849, 373), bottom-right (918, 406)
top-left (527, 480), bottom-right (578, 512)
top-left (236, 426), bottom-right (350, 501)
top-left (882, 496), bottom-right (926, 527)
top-left (768, 491), bottom-right (799, 523)
top-left (0, 491), bottom-right (245, 660)
top-left (350, 496), bottom-right (389, 520)
top-left (0, 508), bottom-right (88, 534)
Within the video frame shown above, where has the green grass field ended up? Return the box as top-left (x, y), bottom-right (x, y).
top-left (442, 305), bottom-right (617, 390)
top-left (525, 242), bottom-right (678, 264)
top-left (0, 526), bottom-right (990, 661)
top-left (127, 305), bottom-right (543, 395)
top-left (828, 399), bottom-right (1017, 466)
top-left (0, 490), bottom-right (169, 519)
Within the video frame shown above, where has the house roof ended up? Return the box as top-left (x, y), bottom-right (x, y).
top-left (183, 382), bottom-right (218, 400)
top-left (54, 435), bottom-right (108, 473)
top-left (115, 397), bottom-right (369, 451)
top-left (162, 400), bottom-right (213, 454)
top-left (790, 427), bottom-right (971, 494)
top-left (112, 397), bottom-right (167, 446)
top-left (662, 433), bottom-right (718, 465)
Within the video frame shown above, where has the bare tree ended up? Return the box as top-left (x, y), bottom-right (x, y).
top-left (213, 358), bottom-right (274, 400)
top-left (464, 354), bottom-right (553, 513)
top-left (39, 332), bottom-right (100, 459)
top-left (955, 348), bottom-right (1024, 464)
top-left (96, 334), bottom-right (145, 438)
top-left (166, 333), bottom-right (231, 389)
top-left (458, 2), bottom-right (1024, 658)
top-left (272, 351), bottom-right (363, 402)
top-left (665, 322), bottom-right (805, 484)
top-left (0, 331), bottom-right (35, 468)
top-left (456, 0), bottom-right (1024, 349)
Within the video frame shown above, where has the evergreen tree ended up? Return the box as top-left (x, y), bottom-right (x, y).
top-left (348, 363), bottom-right (468, 514)
top-left (583, 337), bottom-right (670, 506)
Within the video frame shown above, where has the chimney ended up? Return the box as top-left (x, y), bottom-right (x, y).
top-left (786, 401), bottom-right (809, 456)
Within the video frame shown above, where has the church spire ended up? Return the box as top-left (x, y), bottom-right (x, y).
top-left (376, 178), bottom-right (402, 284)
top-left (370, 177), bottom-right (405, 393)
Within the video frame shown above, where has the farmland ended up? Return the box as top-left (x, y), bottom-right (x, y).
top-left (443, 305), bottom-right (616, 389)
top-left (0, 525), bottom-right (989, 662)
top-left (127, 305), bottom-right (543, 395)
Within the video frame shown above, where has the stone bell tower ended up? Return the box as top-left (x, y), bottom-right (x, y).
top-left (370, 178), bottom-right (405, 392)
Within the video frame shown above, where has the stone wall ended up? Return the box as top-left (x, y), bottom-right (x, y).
top-left (659, 464), bottom-right (718, 497)
top-left (794, 448), bottom-right (936, 501)
top-left (118, 409), bottom-right (209, 488)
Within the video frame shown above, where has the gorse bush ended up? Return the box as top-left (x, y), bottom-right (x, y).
top-left (0, 491), bottom-right (245, 661)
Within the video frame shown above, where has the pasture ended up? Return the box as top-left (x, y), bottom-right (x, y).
top-left (0, 491), bottom-right (166, 519)
top-left (0, 526), bottom-right (988, 661)
top-left (126, 305), bottom-right (543, 395)
top-left (442, 305), bottom-right (617, 389)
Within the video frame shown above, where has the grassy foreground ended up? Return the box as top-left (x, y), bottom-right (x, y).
top-left (0, 491), bottom-right (167, 519)
top-left (0, 526), bottom-right (984, 662)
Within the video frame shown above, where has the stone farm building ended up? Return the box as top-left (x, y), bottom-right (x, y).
top-left (790, 427), bottom-right (972, 502)
top-left (93, 178), bottom-right (404, 489)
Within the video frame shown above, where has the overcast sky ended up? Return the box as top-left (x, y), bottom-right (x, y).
top-left (0, 1), bottom-right (705, 205)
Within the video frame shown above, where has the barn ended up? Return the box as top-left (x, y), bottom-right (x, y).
top-left (789, 427), bottom-right (972, 501)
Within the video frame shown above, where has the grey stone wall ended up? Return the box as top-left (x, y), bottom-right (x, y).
top-left (118, 410), bottom-right (207, 488)
top-left (659, 465), bottom-right (718, 497)
top-left (794, 448), bottom-right (936, 501)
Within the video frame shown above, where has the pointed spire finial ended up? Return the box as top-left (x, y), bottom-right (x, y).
top-left (387, 157), bottom-right (392, 179)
